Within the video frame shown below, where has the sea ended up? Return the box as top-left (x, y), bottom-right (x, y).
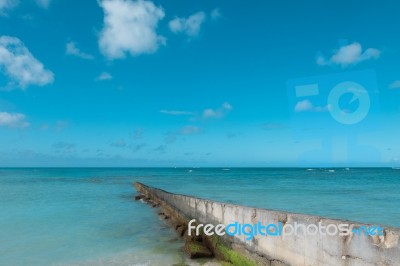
top-left (0, 167), bottom-right (399, 266)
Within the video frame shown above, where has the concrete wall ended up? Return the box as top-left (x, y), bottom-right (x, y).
top-left (135, 182), bottom-right (400, 266)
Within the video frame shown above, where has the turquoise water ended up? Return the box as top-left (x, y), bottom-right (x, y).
top-left (1, 168), bottom-right (399, 265)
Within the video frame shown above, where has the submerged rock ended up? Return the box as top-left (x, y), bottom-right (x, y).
top-left (184, 241), bottom-right (213, 259)
top-left (176, 225), bottom-right (187, 237)
top-left (134, 195), bottom-right (143, 201)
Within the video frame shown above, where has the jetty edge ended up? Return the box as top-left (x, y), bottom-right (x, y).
top-left (134, 182), bottom-right (400, 266)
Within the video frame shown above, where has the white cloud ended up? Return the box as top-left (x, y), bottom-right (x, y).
top-left (0, 112), bottom-right (29, 128)
top-left (160, 110), bottom-right (194, 115)
top-left (0, 0), bottom-right (18, 15)
top-left (160, 102), bottom-right (232, 121)
top-left (294, 99), bottom-right (330, 112)
top-left (35, 0), bottom-right (51, 9)
top-left (66, 41), bottom-right (94, 60)
top-left (0, 36), bottom-right (54, 89)
top-left (294, 99), bottom-right (313, 112)
top-left (99, 0), bottom-right (165, 59)
top-left (222, 102), bottom-right (232, 110)
top-left (317, 42), bottom-right (381, 67)
top-left (389, 80), bottom-right (400, 89)
top-left (96, 72), bottom-right (113, 81)
top-left (169, 11), bottom-right (206, 37)
top-left (202, 102), bottom-right (232, 119)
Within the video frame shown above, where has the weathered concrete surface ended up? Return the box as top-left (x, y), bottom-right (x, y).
top-left (134, 182), bottom-right (400, 266)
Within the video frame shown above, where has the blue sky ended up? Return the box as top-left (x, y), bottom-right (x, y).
top-left (0, 0), bottom-right (399, 167)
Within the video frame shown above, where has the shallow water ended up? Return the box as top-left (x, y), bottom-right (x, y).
top-left (0, 168), bottom-right (399, 265)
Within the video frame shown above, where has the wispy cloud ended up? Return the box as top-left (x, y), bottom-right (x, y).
top-left (202, 102), bottom-right (232, 119)
top-left (35, 0), bottom-right (51, 9)
top-left (0, 36), bottom-right (54, 89)
top-left (164, 133), bottom-right (176, 144)
top-left (179, 125), bottom-right (202, 135)
top-left (132, 128), bottom-right (143, 139)
top-left (0, 0), bottom-right (51, 15)
top-left (110, 140), bottom-right (127, 148)
top-left (389, 80), bottom-right (400, 89)
top-left (169, 11), bottom-right (206, 37)
top-left (317, 42), bottom-right (381, 67)
top-left (40, 121), bottom-right (69, 131)
top-left (294, 99), bottom-right (330, 112)
top-left (96, 72), bottom-right (113, 81)
top-left (154, 145), bottom-right (167, 153)
top-left (131, 143), bottom-right (147, 152)
top-left (161, 102), bottom-right (232, 120)
top-left (160, 110), bottom-right (194, 115)
top-left (66, 41), bottom-right (94, 60)
top-left (169, 9), bottom-right (220, 38)
top-left (110, 138), bottom-right (146, 153)
top-left (210, 8), bottom-right (221, 20)
top-left (0, 112), bottom-right (29, 128)
top-left (52, 141), bottom-right (76, 154)
top-left (164, 125), bottom-right (202, 144)
top-left (0, 0), bottom-right (17, 15)
top-left (55, 120), bottom-right (69, 131)
top-left (99, 0), bottom-right (165, 59)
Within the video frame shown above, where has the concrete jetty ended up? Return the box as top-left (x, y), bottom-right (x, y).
top-left (134, 182), bottom-right (400, 266)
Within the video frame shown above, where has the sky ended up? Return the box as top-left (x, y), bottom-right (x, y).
top-left (0, 0), bottom-right (400, 167)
